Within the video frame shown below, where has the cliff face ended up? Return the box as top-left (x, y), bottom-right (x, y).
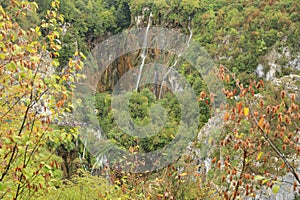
top-left (88, 10), bottom-right (192, 97)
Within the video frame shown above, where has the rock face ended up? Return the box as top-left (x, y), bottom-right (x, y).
top-left (247, 170), bottom-right (300, 200)
top-left (256, 64), bottom-right (265, 78)
top-left (273, 74), bottom-right (300, 90)
top-left (257, 45), bottom-right (300, 81)
top-left (88, 10), bottom-right (192, 98)
top-left (273, 74), bottom-right (300, 101)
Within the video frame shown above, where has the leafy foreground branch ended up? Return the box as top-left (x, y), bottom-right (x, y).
top-left (206, 65), bottom-right (300, 199)
top-left (0, 1), bottom-right (84, 199)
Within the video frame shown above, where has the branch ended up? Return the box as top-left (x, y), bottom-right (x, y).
top-left (254, 117), bottom-right (300, 185)
top-left (0, 93), bottom-right (27, 120)
top-left (232, 149), bottom-right (247, 200)
top-left (0, 101), bottom-right (31, 182)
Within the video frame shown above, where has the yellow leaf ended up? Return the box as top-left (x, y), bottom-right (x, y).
top-left (208, 137), bottom-right (214, 145)
top-left (35, 26), bottom-right (40, 33)
top-left (244, 107), bottom-right (249, 116)
top-left (0, 53), bottom-right (5, 59)
top-left (256, 151), bottom-right (263, 160)
top-left (0, 6), bottom-right (5, 14)
top-left (180, 172), bottom-right (187, 177)
top-left (128, 146), bottom-right (135, 153)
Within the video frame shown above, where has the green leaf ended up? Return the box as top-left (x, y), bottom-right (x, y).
top-left (6, 62), bottom-right (16, 70)
top-left (254, 175), bottom-right (264, 180)
top-left (12, 45), bottom-right (22, 55)
top-left (45, 164), bottom-right (52, 170)
top-left (25, 43), bottom-right (37, 53)
top-left (0, 182), bottom-right (3, 191)
top-left (272, 184), bottom-right (280, 194)
top-left (80, 52), bottom-right (86, 60)
top-left (30, 56), bottom-right (40, 62)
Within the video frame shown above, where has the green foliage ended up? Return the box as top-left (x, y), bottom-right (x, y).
top-left (35, 169), bottom-right (127, 199)
top-left (103, 0), bottom-right (131, 31)
top-left (57, 0), bottom-right (116, 65)
top-left (96, 88), bottom-right (183, 152)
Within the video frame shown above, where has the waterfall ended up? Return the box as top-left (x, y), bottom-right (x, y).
top-left (135, 12), bottom-right (153, 91)
top-left (91, 154), bottom-right (108, 176)
top-left (76, 139), bottom-right (88, 171)
top-left (158, 17), bottom-right (193, 99)
top-left (82, 140), bottom-right (87, 160)
top-left (153, 65), bottom-right (159, 97)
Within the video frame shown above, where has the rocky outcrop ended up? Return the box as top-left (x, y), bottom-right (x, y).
top-left (256, 45), bottom-right (300, 81)
top-left (273, 74), bottom-right (300, 90)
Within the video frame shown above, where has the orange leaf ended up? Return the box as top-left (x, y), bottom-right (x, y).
top-left (226, 74), bottom-right (230, 83)
top-left (258, 117), bottom-right (264, 129)
top-left (237, 102), bottom-right (243, 113)
top-left (291, 93), bottom-right (296, 101)
top-left (224, 112), bottom-right (229, 121)
top-left (56, 100), bottom-right (64, 108)
top-left (200, 91), bottom-right (206, 99)
top-left (259, 99), bottom-right (264, 108)
top-left (224, 192), bottom-right (229, 200)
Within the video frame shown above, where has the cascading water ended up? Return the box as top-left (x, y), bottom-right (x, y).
top-left (91, 154), bottom-right (109, 177)
top-left (135, 12), bottom-right (153, 91)
top-left (78, 140), bottom-right (88, 171)
top-left (158, 17), bottom-right (193, 99)
top-left (187, 17), bottom-right (193, 48)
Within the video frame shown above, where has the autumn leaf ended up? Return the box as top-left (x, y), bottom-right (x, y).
top-left (237, 102), bottom-right (243, 113)
top-left (224, 112), bottom-right (229, 121)
top-left (256, 152), bottom-right (263, 160)
top-left (244, 107), bottom-right (249, 116)
top-left (180, 172), bottom-right (187, 177)
top-left (258, 117), bottom-right (264, 129)
top-left (226, 74), bottom-right (230, 83)
top-left (56, 100), bottom-right (64, 108)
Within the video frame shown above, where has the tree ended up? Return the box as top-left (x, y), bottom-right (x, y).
top-left (205, 65), bottom-right (300, 199)
top-left (0, 1), bottom-right (83, 199)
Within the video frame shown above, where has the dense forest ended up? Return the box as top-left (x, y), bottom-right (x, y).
top-left (0, 0), bottom-right (300, 199)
